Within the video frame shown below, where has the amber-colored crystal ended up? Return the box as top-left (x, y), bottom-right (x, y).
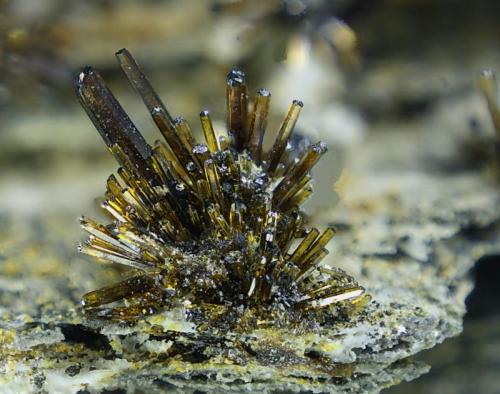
top-left (200, 110), bottom-right (219, 153)
top-left (301, 227), bottom-right (336, 266)
top-left (248, 88), bottom-right (271, 164)
top-left (76, 49), bottom-right (365, 327)
top-left (267, 100), bottom-right (303, 174)
top-left (479, 69), bottom-right (500, 137)
top-left (82, 275), bottom-right (158, 308)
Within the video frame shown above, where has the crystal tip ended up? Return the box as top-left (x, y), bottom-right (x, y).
top-left (227, 68), bottom-right (246, 86)
top-left (75, 66), bottom-right (95, 87)
top-left (115, 47), bottom-right (129, 56)
top-left (257, 88), bottom-right (271, 97)
top-left (174, 116), bottom-right (186, 124)
top-left (314, 141), bottom-right (328, 153)
top-left (480, 69), bottom-right (495, 79)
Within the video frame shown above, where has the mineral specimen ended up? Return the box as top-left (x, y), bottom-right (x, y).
top-left (75, 48), bottom-right (366, 330)
top-left (3, 100), bottom-right (499, 393)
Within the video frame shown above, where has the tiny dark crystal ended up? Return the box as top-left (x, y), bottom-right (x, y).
top-left (76, 48), bottom-right (366, 330)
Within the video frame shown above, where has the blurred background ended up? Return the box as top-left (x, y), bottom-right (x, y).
top-left (0, 0), bottom-right (499, 392)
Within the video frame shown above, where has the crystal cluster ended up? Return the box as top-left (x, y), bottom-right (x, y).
top-left (76, 49), bottom-right (365, 329)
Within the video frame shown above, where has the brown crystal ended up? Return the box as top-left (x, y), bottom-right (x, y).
top-left (267, 99), bottom-right (303, 174)
top-left (248, 88), bottom-right (271, 164)
top-left (226, 69), bottom-right (248, 150)
top-left (200, 110), bottom-right (219, 153)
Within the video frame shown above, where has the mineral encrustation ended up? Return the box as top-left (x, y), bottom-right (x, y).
top-left (75, 48), bottom-right (366, 330)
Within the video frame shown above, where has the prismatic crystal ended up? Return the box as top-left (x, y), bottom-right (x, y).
top-left (76, 49), bottom-right (366, 329)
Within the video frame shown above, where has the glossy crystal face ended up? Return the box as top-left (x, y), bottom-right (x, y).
top-left (76, 48), bottom-right (366, 329)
